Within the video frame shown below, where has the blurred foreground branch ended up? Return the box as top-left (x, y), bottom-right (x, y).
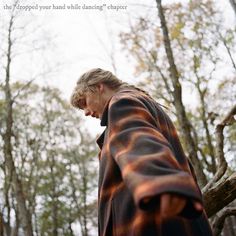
top-left (212, 207), bottom-right (236, 236)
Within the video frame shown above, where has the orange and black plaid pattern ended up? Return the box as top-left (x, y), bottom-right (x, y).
top-left (96, 88), bottom-right (213, 236)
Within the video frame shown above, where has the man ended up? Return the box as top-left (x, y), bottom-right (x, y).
top-left (70, 68), bottom-right (213, 236)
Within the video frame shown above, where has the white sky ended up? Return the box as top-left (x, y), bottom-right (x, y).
top-left (0, 1), bottom-right (235, 234)
top-left (1, 0), bottom-right (235, 136)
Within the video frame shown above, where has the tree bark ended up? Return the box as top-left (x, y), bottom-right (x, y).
top-left (155, 0), bottom-right (207, 187)
top-left (204, 173), bottom-right (236, 218)
top-left (226, 216), bottom-right (236, 236)
top-left (203, 105), bottom-right (236, 193)
top-left (212, 207), bottom-right (236, 236)
top-left (0, 213), bottom-right (4, 236)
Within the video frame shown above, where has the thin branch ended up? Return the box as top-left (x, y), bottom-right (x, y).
top-left (12, 65), bottom-right (58, 102)
top-left (86, 15), bottom-right (117, 73)
top-left (219, 32), bottom-right (236, 72)
top-left (149, 50), bottom-right (173, 95)
top-left (11, 78), bottom-right (36, 102)
top-left (203, 104), bottom-right (236, 193)
top-left (193, 65), bottom-right (216, 173)
top-left (126, 18), bottom-right (173, 98)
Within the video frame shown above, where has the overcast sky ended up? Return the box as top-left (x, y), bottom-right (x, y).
top-left (1, 0), bottom-right (234, 136)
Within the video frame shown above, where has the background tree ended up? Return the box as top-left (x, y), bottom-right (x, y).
top-left (1, 0), bottom-right (235, 235)
top-left (120, 0), bottom-right (236, 234)
top-left (0, 82), bottom-right (99, 235)
top-left (1, 2), bottom-right (34, 235)
top-left (0, 1), bottom-right (98, 235)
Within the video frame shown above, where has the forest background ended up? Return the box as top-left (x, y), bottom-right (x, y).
top-left (0, 0), bottom-right (236, 235)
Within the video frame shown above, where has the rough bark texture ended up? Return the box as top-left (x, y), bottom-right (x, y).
top-left (202, 104), bottom-right (236, 236)
top-left (3, 11), bottom-right (33, 236)
top-left (212, 207), bottom-right (236, 236)
top-left (155, 0), bottom-right (207, 187)
top-left (204, 173), bottom-right (236, 218)
top-left (0, 213), bottom-right (3, 236)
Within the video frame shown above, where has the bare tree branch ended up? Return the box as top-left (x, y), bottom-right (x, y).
top-left (212, 207), bottom-right (236, 236)
top-left (204, 173), bottom-right (236, 217)
top-left (12, 78), bottom-right (36, 102)
top-left (155, 0), bottom-right (207, 187)
top-left (203, 104), bottom-right (236, 193)
top-left (218, 31), bottom-right (236, 72)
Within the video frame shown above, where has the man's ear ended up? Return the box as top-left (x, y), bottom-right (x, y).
top-left (97, 83), bottom-right (104, 93)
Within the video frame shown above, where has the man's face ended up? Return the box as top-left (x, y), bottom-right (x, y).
top-left (79, 88), bottom-right (107, 119)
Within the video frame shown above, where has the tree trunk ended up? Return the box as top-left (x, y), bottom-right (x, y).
top-left (3, 12), bottom-right (33, 236)
top-left (82, 172), bottom-right (88, 236)
top-left (50, 159), bottom-right (58, 236)
top-left (155, 0), bottom-right (207, 187)
top-left (0, 213), bottom-right (4, 236)
top-left (229, 0), bottom-right (236, 17)
top-left (225, 216), bottom-right (236, 236)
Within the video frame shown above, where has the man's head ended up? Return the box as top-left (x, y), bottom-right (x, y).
top-left (71, 68), bottom-right (123, 119)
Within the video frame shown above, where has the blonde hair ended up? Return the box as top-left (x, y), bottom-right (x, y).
top-left (70, 68), bottom-right (124, 108)
top-left (70, 68), bottom-right (151, 109)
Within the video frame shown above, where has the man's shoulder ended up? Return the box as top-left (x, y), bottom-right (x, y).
top-left (109, 87), bottom-right (150, 106)
top-left (109, 88), bottom-right (169, 120)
